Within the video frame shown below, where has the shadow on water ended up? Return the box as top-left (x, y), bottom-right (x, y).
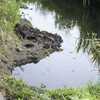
top-left (13, 0), bottom-right (100, 88)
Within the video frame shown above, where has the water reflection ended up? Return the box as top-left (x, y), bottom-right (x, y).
top-left (13, 3), bottom-right (99, 88)
top-left (25, 0), bottom-right (100, 65)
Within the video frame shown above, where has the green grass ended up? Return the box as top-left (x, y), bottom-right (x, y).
top-left (0, 75), bottom-right (99, 100)
top-left (0, 0), bottom-right (22, 62)
top-left (0, 0), bottom-right (21, 43)
top-left (0, 0), bottom-right (20, 32)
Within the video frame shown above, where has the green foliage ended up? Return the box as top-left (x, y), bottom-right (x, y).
top-left (0, 75), bottom-right (99, 100)
top-left (0, 76), bottom-right (36, 100)
top-left (88, 83), bottom-right (100, 99)
top-left (0, 0), bottom-right (22, 60)
top-left (77, 32), bottom-right (100, 65)
top-left (0, 0), bottom-right (21, 44)
top-left (0, 0), bottom-right (20, 32)
top-left (47, 88), bottom-right (98, 100)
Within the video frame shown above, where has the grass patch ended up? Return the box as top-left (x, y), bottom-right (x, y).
top-left (0, 75), bottom-right (99, 100)
top-left (0, 0), bottom-right (20, 32)
top-left (0, 0), bottom-right (22, 62)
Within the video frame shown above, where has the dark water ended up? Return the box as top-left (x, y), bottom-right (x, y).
top-left (13, 1), bottom-right (100, 88)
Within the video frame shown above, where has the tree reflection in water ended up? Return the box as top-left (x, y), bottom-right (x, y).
top-left (23, 0), bottom-right (100, 65)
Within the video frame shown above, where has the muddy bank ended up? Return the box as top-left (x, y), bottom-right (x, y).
top-left (0, 19), bottom-right (63, 72)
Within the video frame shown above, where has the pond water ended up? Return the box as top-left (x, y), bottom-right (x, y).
top-left (13, 2), bottom-right (100, 88)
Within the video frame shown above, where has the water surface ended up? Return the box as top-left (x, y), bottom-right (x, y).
top-left (13, 3), bottom-right (100, 88)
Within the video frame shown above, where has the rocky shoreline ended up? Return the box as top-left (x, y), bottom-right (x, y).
top-left (0, 19), bottom-right (63, 73)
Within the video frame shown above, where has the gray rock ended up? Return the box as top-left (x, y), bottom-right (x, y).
top-left (0, 19), bottom-right (63, 71)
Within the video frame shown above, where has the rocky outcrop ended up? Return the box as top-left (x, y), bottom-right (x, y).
top-left (12, 19), bottom-right (63, 67)
top-left (15, 19), bottom-right (63, 50)
top-left (0, 18), bottom-right (63, 98)
top-left (0, 19), bottom-right (63, 72)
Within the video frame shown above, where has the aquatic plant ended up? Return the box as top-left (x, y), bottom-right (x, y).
top-left (77, 32), bottom-right (100, 65)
